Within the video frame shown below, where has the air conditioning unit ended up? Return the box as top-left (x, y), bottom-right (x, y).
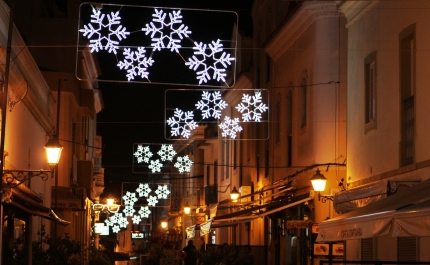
top-left (204, 185), bottom-right (218, 205)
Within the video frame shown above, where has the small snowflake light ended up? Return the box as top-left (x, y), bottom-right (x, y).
top-left (157, 144), bottom-right (177, 161)
top-left (195, 91), bottom-right (228, 119)
top-left (123, 205), bottom-right (136, 217)
top-left (118, 215), bottom-right (129, 228)
top-left (167, 108), bottom-right (198, 139)
top-left (134, 145), bottom-right (153, 164)
top-left (123, 191), bottom-right (138, 206)
top-left (79, 8), bottom-right (129, 54)
top-left (235, 91), bottom-right (269, 122)
top-left (219, 116), bottom-right (243, 139)
top-left (138, 206), bottom-right (151, 218)
top-left (174, 155), bottom-right (193, 173)
top-left (185, 39), bottom-right (235, 84)
top-left (136, 183), bottom-right (152, 197)
top-left (112, 225), bottom-right (121, 233)
top-left (155, 185), bottom-right (171, 199)
top-left (142, 9), bottom-right (191, 53)
top-left (148, 159), bottom-right (163, 173)
top-left (132, 215), bottom-right (142, 224)
top-left (117, 47), bottom-right (154, 81)
top-left (105, 218), bottom-right (114, 227)
top-left (147, 195), bottom-right (159, 206)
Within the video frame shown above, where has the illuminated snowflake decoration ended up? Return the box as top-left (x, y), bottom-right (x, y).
top-left (123, 191), bottom-right (138, 206)
top-left (117, 47), bottom-right (154, 81)
top-left (132, 215), bottom-right (142, 224)
top-left (167, 108), bottom-right (198, 139)
top-left (112, 225), bottom-right (120, 233)
top-left (123, 205), bottom-right (136, 217)
top-left (219, 116), bottom-right (243, 139)
top-left (185, 39), bottom-right (235, 84)
top-left (147, 195), bottom-right (159, 207)
top-left (235, 91), bottom-right (269, 122)
top-left (174, 155), bottom-right (193, 173)
top-left (134, 145), bottom-right (153, 164)
top-left (79, 9), bottom-right (129, 54)
top-left (157, 144), bottom-right (176, 162)
top-left (118, 216), bottom-right (129, 228)
top-left (155, 185), bottom-right (171, 199)
top-left (136, 183), bottom-right (152, 197)
top-left (138, 206), bottom-right (151, 218)
top-left (142, 9), bottom-right (191, 53)
top-left (195, 91), bottom-right (228, 119)
top-left (104, 218), bottom-right (114, 227)
top-left (148, 159), bottom-right (163, 173)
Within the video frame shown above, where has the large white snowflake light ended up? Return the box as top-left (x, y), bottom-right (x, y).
top-left (123, 191), bottom-right (138, 206)
top-left (123, 205), bottom-right (136, 217)
top-left (219, 116), bottom-right (243, 139)
top-left (167, 108), bottom-right (198, 139)
top-left (132, 215), bottom-right (142, 224)
top-left (134, 145), bottom-right (153, 164)
top-left (142, 9), bottom-right (191, 53)
top-left (138, 206), bottom-right (151, 218)
top-left (136, 183), bottom-right (152, 197)
top-left (104, 218), bottom-right (114, 227)
top-left (79, 9), bottom-right (129, 54)
top-left (235, 91), bottom-right (269, 122)
top-left (112, 225), bottom-right (121, 233)
top-left (118, 215), bottom-right (129, 228)
top-left (148, 159), bottom-right (163, 173)
top-left (185, 39), bottom-right (235, 84)
top-left (147, 195), bottom-right (159, 206)
top-left (155, 185), bottom-right (171, 199)
top-left (157, 144), bottom-right (176, 162)
top-left (195, 91), bottom-right (228, 119)
top-left (174, 155), bottom-right (193, 173)
top-left (117, 47), bottom-right (154, 81)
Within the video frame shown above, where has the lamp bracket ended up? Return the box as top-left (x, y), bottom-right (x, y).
top-left (3, 169), bottom-right (51, 188)
top-left (318, 192), bottom-right (334, 203)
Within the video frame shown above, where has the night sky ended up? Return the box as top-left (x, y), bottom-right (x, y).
top-left (94, 1), bottom-right (254, 197)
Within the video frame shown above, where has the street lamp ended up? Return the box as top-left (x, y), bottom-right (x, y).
top-left (183, 201), bottom-right (191, 215)
top-left (230, 186), bottom-right (240, 202)
top-left (44, 134), bottom-right (63, 169)
top-left (310, 168), bottom-right (334, 203)
top-left (161, 219), bottom-right (168, 229)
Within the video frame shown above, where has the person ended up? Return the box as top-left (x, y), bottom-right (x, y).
top-left (240, 245), bottom-right (254, 265)
top-left (197, 236), bottom-right (206, 265)
top-left (182, 239), bottom-right (198, 265)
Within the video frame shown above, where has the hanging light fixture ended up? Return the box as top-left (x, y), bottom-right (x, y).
top-left (161, 219), bottom-right (168, 229)
top-left (183, 201), bottom-right (191, 215)
top-left (310, 168), bottom-right (334, 203)
top-left (44, 135), bottom-right (63, 169)
top-left (230, 186), bottom-right (240, 202)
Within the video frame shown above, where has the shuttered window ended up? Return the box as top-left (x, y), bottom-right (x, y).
top-left (397, 237), bottom-right (417, 262)
top-left (361, 238), bottom-right (374, 261)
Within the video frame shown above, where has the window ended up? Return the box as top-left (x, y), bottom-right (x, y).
top-left (275, 98), bottom-right (281, 144)
top-left (361, 238), bottom-right (375, 260)
top-left (287, 89), bottom-right (293, 167)
top-left (400, 24), bottom-right (415, 166)
top-left (266, 54), bottom-right (271, 83)
top-left (301, 78), bottom-right (307, 128)
top-left (397, 237), bottom-right (418, 262)
top-left (365, 51), bottom-right (377, 124)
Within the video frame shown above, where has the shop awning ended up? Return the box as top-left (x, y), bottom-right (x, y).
top-left (11, 189), bottom-right (70, 226)
top-left (212, 192), bottom-right (314, 226)
top-left (392, 200), bottom-right (430, 237)
top-left (316, 178), bottom-right (430, 242)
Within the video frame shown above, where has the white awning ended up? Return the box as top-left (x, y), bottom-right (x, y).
top-left (392, 200), bottom-right (430, 237)
top-left (317, 178), bottom-right (430, 242)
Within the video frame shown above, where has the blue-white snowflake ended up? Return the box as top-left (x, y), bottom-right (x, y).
top-left (157, 144), bottom-right (176, 162)
top-left (123, 191), bottom-right (138, 206)
top-left (167, 108), bottom-right (198, 139)
top-left (235, 91), bottom-right (269, 122)
top-left (142, 9), bottom-right (191, 53)
top-left (132, 215), bottom-right (142, 224)
top-left (138, 206), bottom-right (151, 218)
top-left (185, 39), bottom-right (235, 84)
top-left (134, 145), bottom-right (153, 164)
top-left (147, 195), bottom-right (159, 207)
top-left (123, 205), bottom-right (136, 217)
top-left (136, 183), bottom-right (152, 197)
top-left (174, 155), bottom-right (193, 173)
top-left (195, 91), bottom-right (228, 119)
top-left (155, 185), bottom-right (171, 199)
top-left (79, 8), bottom-right (129, 54)
top-left (148, 159), bottom-right (163, 173)
top-left (219, 116), bottom-right (242, 139)
top-left (117, 47), bottom-right (154, 81)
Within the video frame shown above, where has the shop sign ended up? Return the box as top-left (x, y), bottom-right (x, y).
top-left (286, 220), bottom-right (313, 229)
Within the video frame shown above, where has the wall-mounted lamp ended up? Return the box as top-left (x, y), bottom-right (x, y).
top-left (310, 168), bottom-right (334, 203)
top-left (183, 201), bottom-right (191, 215)
top-left (3, 169), bottom-right (51, 188)
top-left (161, 219), bottom-right (168, 229)
top-left (44, 135), bottom-right (63, 169)
top-left (230, 186), bottom-right (240, 202)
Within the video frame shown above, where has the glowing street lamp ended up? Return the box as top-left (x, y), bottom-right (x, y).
top-left (44, 135), bottom-right (63, 169)
top-left (230, 186), bottom-right (240, 202)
